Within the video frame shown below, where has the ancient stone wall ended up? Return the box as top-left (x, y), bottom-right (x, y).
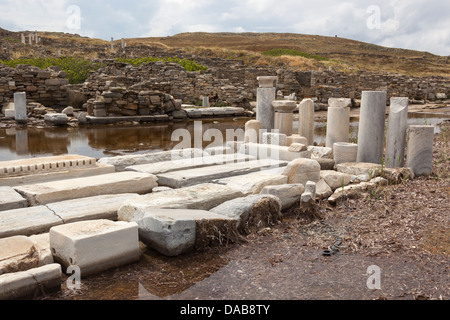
top-left (0, 64), bottom-right (69, 108)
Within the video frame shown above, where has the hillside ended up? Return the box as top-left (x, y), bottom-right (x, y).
top-left (129, 32), bottom-right (450, 77)
top-left (1, 29), bottom-right (450, 77)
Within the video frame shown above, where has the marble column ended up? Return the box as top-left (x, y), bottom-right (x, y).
top-left (273, 100), bottom-right (297, 136)
top-left (357, 91), bottom-right (387, 164)
top-left (298, 98), bottom-right (315, 146)
top-left (326, 98), bottom-right (351, 149)
top-left (14, 92), bottom-right (27, 124)
top-left (406, 125), bottom-right (434, 176)
top-left (256, 76), bottom-right (277, 131)
top-left (333, 142), bottom-right (358, 165)
top-left (386, 97), bottom-right (409, 168)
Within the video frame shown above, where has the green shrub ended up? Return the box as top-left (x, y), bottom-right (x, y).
top-left (0, 57), bottom-right (104, 84)
top-left (262, 49), bottom-right (329, 61)
top-left (115, 56), bottom-right (207, 71)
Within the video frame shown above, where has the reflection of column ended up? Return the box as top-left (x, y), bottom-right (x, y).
top-left (298, 99), bottom-right (315, 146)
top-left (326, 98), bottom-right (350, 149)
top-left (273, 100), bottom-right (296, 136)
top-left (406, 125), bottom-right (434, 176)
top-left (256, 76), bottom-right (277, 131)
top-left (385, 97), bottom-right (409, 168)
top-left (357, 91), bottom-right (387, 164)
top-left (15, 129), bottom-right (29, 155)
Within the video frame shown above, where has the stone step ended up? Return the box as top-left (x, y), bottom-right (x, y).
top-left (0, 186), bottom-right (28, 211)
top-left (127, 208), bottom-right (239, 257)
top-left (118, 183), bottom-right (244, 222)
top-left (0, 155), bottom-right (98, 178)
top-left (0, 163), bottom-right (115, 187)
top-left (0, 193), bottom-right (140, 239)
top-left (156, 159), bottom-right (288, 189)
top-left (125, 153), bottom-right (255, 175)
top-left (13, 172), bottom-right (157, 205)
top-left (98, 148), bottom-right (207, 171)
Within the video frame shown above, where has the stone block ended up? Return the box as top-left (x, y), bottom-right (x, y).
top-left (129, 209), bottom-right (239, 256)
top-left (156, 159), bottom-right (287, 189)
top-left (49, 220), bottom-right (140, 276)
top-left (260, 184), bottom-right (305, 210)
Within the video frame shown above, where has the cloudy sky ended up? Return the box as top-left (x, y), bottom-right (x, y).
top-left (0, 0), bottom-right (449, 56)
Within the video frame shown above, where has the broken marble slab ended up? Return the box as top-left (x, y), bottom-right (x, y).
top-left (118, 183), bottom-right (244, 222)
top-left (13, 172), bottom-right (157, 205)
top-left (0, 206), bottom-right (63, 239)
top-left (0, 194), bottom-right (140, 239)
top-left (224, 172), bottom-right (288, 196)
top-left (98, 148), bottom-right (207, 171)
top-left (45, 193), bottom-right (140, 223)
top-left (156, 159), bottom-right (288, 188)
top-left (0, 186), bottom-right (28, 211)
top-left (126, 153), bottom-right (254, 175)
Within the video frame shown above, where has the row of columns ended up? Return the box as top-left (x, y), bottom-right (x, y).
top-left (255, 76), bottom-right (435, 176)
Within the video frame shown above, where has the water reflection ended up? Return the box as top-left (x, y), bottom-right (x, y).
top-left (1, 113), bottom-right (448, 162)
top-left (0, 119), bottom-right (248, 162)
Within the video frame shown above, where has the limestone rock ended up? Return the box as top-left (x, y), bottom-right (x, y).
top-left (44, 113), bottom-right (69, 126)
top-left (282, 158), bottom-right (321, 185)
top-left (0, 236), bottom-right (40, 275)
top-left (260, 184), bottom-right (305, 210)
top-left (320, 170), bottom-right (352, 191)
